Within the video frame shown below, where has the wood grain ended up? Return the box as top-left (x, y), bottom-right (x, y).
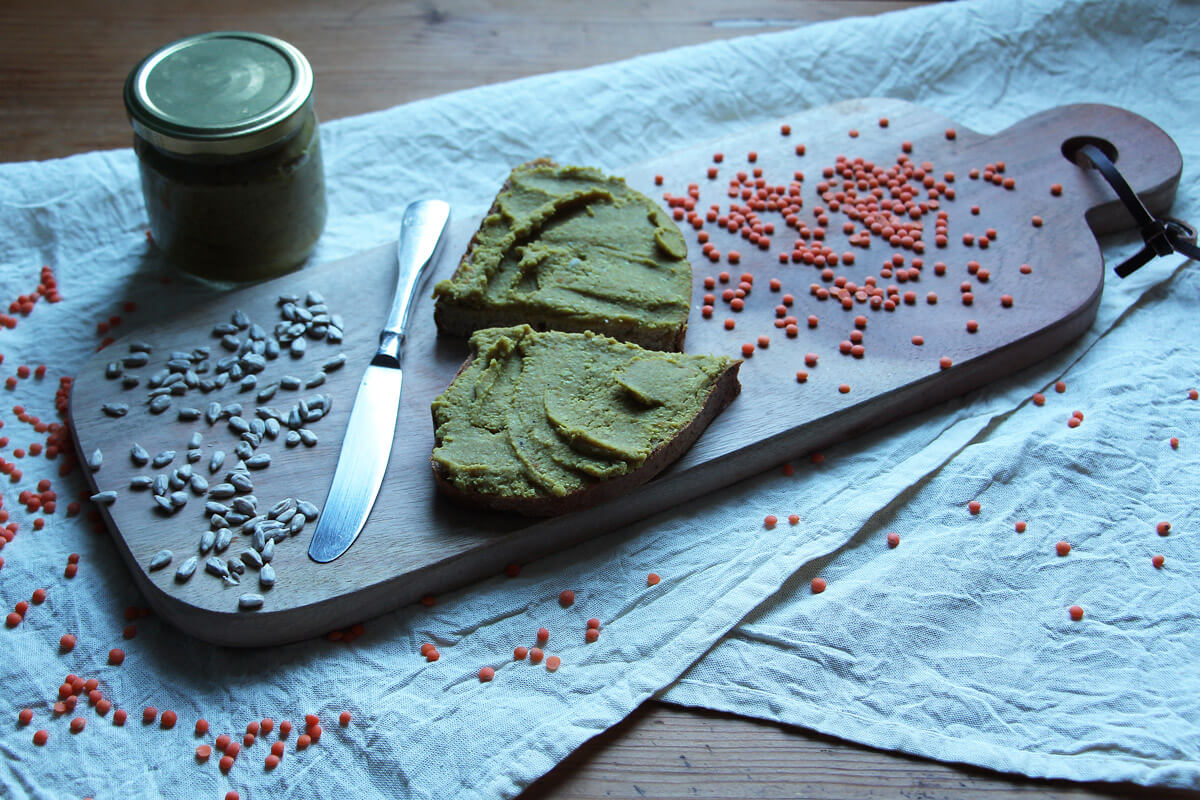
top-left (0, 0), bottom-right (930, 163)
top-left (523, 702), bottom-right (1200, 800)
top-left (69, 99), bottom-right (1181, 648)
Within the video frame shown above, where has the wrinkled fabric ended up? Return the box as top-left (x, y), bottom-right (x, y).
top-left (0, 0), bottom-right (1197, 797)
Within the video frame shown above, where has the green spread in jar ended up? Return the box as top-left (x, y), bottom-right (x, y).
top-left (430, 325), bottom-right (736, 501)
top-left (432, 161), bottom-right (692, 350)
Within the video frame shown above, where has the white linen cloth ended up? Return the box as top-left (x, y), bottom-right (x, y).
top-left (0, 0), bottom-right (1196, 797)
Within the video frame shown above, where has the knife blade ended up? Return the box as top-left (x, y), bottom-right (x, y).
top-left (307, 199), bottom-right (450, 563)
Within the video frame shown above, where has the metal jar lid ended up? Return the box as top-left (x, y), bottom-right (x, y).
top-left (124, 32), bottom-right (314, 156)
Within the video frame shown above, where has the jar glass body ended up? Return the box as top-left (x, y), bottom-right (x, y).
top-left (135, 104), bottom-right (326, 282)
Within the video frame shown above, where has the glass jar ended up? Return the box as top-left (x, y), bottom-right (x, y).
top-left (124, 32), bottom-right (326, 282)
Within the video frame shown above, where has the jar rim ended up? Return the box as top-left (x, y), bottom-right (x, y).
top-left (124, 31), bottom-right (314, 157)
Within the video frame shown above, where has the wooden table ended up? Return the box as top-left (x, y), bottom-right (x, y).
top-left (4, 3), bottom-right (1195, 798)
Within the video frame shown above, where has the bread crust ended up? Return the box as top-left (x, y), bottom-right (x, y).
top-left (430, 352), bottom-right (740, 517)
top-left (433, 158), bottom-right (689, 352)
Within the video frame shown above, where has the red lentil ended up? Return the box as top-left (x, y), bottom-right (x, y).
top-left (968, 500), bottom-right (981, 515)
top-left (279, 720), bottom-right (292, 738)
top-left (195, 744), bottom-right (212, 762)
top-left (478, 667), bottom-right (495, 682)
top-left (194, 718), bottom-right (209, 736)
top-left (96, 699), bottom-right (111, 715)
top-left (537, 627), bottom-right (550, 643)
top-left (18, 708), bottom-right (33, 725)
top-left (108, 648), bottom-right (125, 666)
top-left (6, 612), bottom-right (22, 627)
top-left (142, 706), bottom-right (157, 724)
top-left (33, 729), bottom-right (49, 745)
top-left (305, 713), bottom-right (319, 727)
top-left (647, 572), bottom-right (661, 586)
top-left (811, 577), bottom-right (827, 594)
top-left (113, 709), bottom-right (127, 726)
top-left (1152, 554), bottom-right (1165, 568)
top-left (585, 628), bottom-right (600, 643)
top-left (60, 633), bottom-right (76, 651)
top-left (788, 514), bottom-right (800, 525)
top-left (1157, 521), bottom-right (1171, 536)
top-left (1032, 215), bottom-right (1043, 227)
top-left (246, 720), bottom-right (260, 736)
top-left (795, 371), bottom-right (807, 383)
top-left (296, 734), bottom-right (312, 750)
top-left (966, 319), bottom-right (979, 333)
top-left (546, 655), bottom-right (562, 672)
top-left (271, 741), bottom-right (286, 757)
top-left (70, 716), bottom-right (86, 733)
top-left (31, 588), bottom-right (46, 604)
top-left (219, 755), bottom-right (234, 772)
top-left (1189, 389), bottom-right (1198, 400)
top-left (939, 356), bottom-right (953, 370)
top-left (514, 646), bottom-right (528, 660)
top-left (528, 647), bottom-right (544, 665)
top-left (261, 717), bottom-right (274, 735)
top-left (559, 589), bottom-right (575, 607)
top-left (161, 709), bottom-right (177, 729)
top-left (1068, 605), bottom-right (1084, 621)
top-left (226, 741), bottom-right (241, 758)
top-left (1170, 437), bottom-right (1179, 449)
top-left (504, 562), bottom-right (521, 578)
top-left (764, 514), bottom-right (778, 528)
top-left (1056, 541), bottom-right (1071, 556)
top-left (887, 532), bottom-right (900, 548)
top-left (1015, 521), bottom-right (1027, 533)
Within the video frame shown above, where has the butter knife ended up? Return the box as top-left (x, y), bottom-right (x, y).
top-left (307, 199), bottom-right (450, 563)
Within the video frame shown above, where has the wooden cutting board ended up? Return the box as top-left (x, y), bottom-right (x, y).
top-left (70, 98), bottom-right (1181, 646)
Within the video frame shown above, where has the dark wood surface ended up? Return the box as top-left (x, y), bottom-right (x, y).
top-left (8, 2), bottom-right (1193, 797)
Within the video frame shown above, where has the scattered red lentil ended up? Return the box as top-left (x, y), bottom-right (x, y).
top-left (113, 709), bottom-right (127, 726)
top-left (194, 718), bottom-right (209, 736)
top-left (246, 720), bottom-right (260, 736)
top-left (1152, 554), bottom-right (1165, 568)
top-left (528, 648), bottom-right (544, 665)
top-left (479, 667), bottom-right (495, 682)
top-left (195, 744), bottom-right (212, 762)
top-left (1068, 605), bottom-right (1084, 621)
top-left (69, 716), bottom-right (85, 733)
top-left (1015, 521), bottom-right (1027, 533)
top-left (514, 646), bottom-right (528, 660)
top-left (271, 741), bottom-right (285, 757)
top-left (764, 514), bottom-right (778, 529)
top-left (1189, 389), bottom-right (1198, 400)
top-left (559, 589), bottom-right (575, 607)
top-left (60, 633), bottom-right (76, 651)
top-left (31, 588), bottom-right (46, 604)
top-left (6, 612), bottom-right (22, 627)
top-left (1050, 183), bottom-right (1063, 196)
top-left (279, 720), bottom-right (292, 738)
top-left (887, 532), bottom-right (900, 548)
top-left (939, 356), bottom-right (953, 370)
top-left (788, 514), bottom-right (800, 525)
top-left (647, 572), bottom-right (661, 586)
top-left (261, 717), bottom-right (274, 735)
top-left (1170, 437), bottom-right (1179, 449)
top-left (33, 729), bottom-right (49, 745)
top-left (1032, 215), bottom-right (1043, 227)
top-left (585, 628), bottom-right (600, 643)
top-left (504, 562), bottom-right (521, 578)
top-left (160, 709), bottom-right (177, 729)
top-left (546, 655), bottom-right (562, 672)
top-left (1156, 521), bottom-right (1171, 536)
top-left (968, 500), bottom-right (982, 515)
top-left (296, 734), bottom-right (312, 750)
top-left (18, 708), bottom-right (33, 725)
top-left (811, 577), bottom-right (827, 594)
top-left (537, 627), bottom-right (550, 643)
top-left (108, 648), bottom-right (125, 666)
top-left (219, 755), bottom-right (234, 773)
top-left (142, 706), bottom-right (157, 724)
top-left (838, 383), bottom-right (850, 394)
top-left (1056, 541), bottom-right (1071, 557)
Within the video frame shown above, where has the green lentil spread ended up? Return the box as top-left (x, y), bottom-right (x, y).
top-left (432, 162), bottom-right (691, 350)
top-left (431, 325), bottom-right (735, 500)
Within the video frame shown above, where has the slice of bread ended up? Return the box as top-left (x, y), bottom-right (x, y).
top-left (432, 159), bottom-right (692, 351)
top-left (431, 326), bottom-right (740, 516)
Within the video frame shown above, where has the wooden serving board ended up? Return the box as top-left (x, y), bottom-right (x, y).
top-left (71, 99), bottom-right (1181, 646)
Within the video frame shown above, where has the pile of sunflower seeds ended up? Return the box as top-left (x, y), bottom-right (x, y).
top-left (91, 290), bottom-right (346, 613)
top-left (100, 291), bottom-right (344, 418)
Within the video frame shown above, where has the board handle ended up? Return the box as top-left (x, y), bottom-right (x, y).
top-left (991, 103), bottom-right (1182, 236)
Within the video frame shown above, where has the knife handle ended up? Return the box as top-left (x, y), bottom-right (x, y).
top-left (375, 199), bottom-right (450, 366)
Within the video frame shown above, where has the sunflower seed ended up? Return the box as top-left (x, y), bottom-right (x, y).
top-left (209, 450), bottom-right (226, 473)
top-left (186, 432), bottom-right (202, 450)
top-left (208, 483), bottom-right (236, 499)
top-left (288, 514), bottom-right (306, 535)
top-left (187, 449), bottom-right (203, 463)
top-left (238, 375), bottom-right (258, 393)
top-left (305, 373), bottom-right (325, 389)
top-left (212, 323), bottom-right (237, 337)
top-left (169, 491), bottom-right (189, 508)
top-left (307, 324), bottom-right (327, 340)
top-left (305, 289), bottom-right (325, 306)
top-left (256, 406), bottom-right (282, 421)
top-left (223, 403), bottom-right (243, 418)
top-left (183, 370), bottom-right (199, 389)
top-left (220, 335), bottom-right (240, 352)
top-left (130, 475), bottom-right (153, 490)
top-left (170, 350), bottom-right (193, 362)
top-left (147, 387), bottom-right (172, 399)
top-left (224, 558), bottom-right (243, 576)
top-left (287, 408), bottom-right (302, 429)
top-left (232, 309), bottom-right (250, 329)
top-left (152, 495), bottom-right (175, 513)
top-left (190, 474), bottom-right (209, 494)
top-left (241, 514), bottom-right (266, 533)
top-left (169, 384), bottom-right (187, 396)
top-left (168, 470), bottom-right (186, 490)
top-left (268, 498), bottom-right (295, 519)
top-left (209, 514), bottom-right (228, 530)
top-left (105, 362), bottom-right (123, 379)
top-left (280, 375), bottom-right (301, 390)
top-left (248, 322), bottom-right (266, 341)
top-left (297, 500), bottom-right (320, 520)
top-left (163, 372), bottom-right (185, 386)
top-left (299, 429), bottom-right (318, 447)
top-left (177, 407), bottom-right (201, 421)
top-left (214, 527), bottom-right (233, 553)
top-left (166, 359), bottom-right (191, 372)
top-left (264, 418), bottom-right (281, 439)
top-left (322, 353), bottom-right (346, 372)
top-left (199, 529), bottom-right (215, 554)
top-left (178, 463), bottom-right (193, 481)
top-left (153, 475), bottom-right (169, 495)
top-left (149, 395), bottom-right (171, 414)
top-left (327, 326), bottom-right (343, 344)
top-left (87, 449), bottom-right (103, 471)
top-left (245, 454), bottom-right (271, 469)
top-left (259, 563), bottom-right (276, 589)
top-left (226, 512), bottom-right (248, 526)
top-left (290, 338), bottom-right (306, 357)
top-left (248, 417), bottom-right (265, 437)
top-left (234, 441), bottom-right (254, 461)
top-left (261, 538), bottom-right (275, 563)
top-left (229, 472), bottom-right (253, 492)
top-left (148, 549), bottom-right (172, 570)
top-left (122, 352), bottom-right (149, 368)
top-left (121, 375), bottom-right (140, 389)
top-left (175, 556), bottom-right (197, 582)
top-left (205, 401), bottom-right (222, 425)
top-left (228, 416), bottom-right (250, 433)
top-left (274, 506), bottom-right (295, 524)
top-left (241, 548), bottom-right (264, 569)
top-left (265, 339), bottom-right (281, 359)
top-left (205, 556), bottom-right (229, 578)
top-left (251, 527), bottom-right (266, 552)
top-left (285, 430), bottom-right (301, 448)
top-left (205, 501), bottom-right (231, 516)
top-left (102, 403), bottom-right (129, 418)
top-left (192, 346), bottom-right (211, 360)
top-left (256, 383), bottom-right (278, 402)
top-left (277, 293), bottom-right (299, 306)
top-left (151, 450), bottom-right (175, 468)
top-left (238, 594), bottom-right (264, 610)
top-left (129, 341), bottom-right (153, 353)
top-left (231, 496), bottom-right (257, 515)
top-left (241, 353), bottom-right (266, 373)
top-left (148, 368), bottom-right (168, 388)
